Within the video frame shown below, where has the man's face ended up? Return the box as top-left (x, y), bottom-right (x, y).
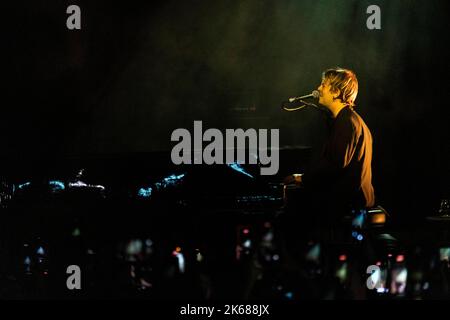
top-left (317, 79), bottom-right (336, 108)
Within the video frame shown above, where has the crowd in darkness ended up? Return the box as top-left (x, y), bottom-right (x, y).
top-left (0, 164), bottom-right (449, 300)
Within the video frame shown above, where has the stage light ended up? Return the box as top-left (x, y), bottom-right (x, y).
top-left (68, 181), bottom-right (87, 187)
top-left (227, 163), bottom-right (254, 179)
top-left (18, 182), bottom-right (31, 190)
top-left (36, 246), bottom-right (45, 255)
top-left (137, 187), bottom-right (153, 198)
top-left (196, 250), bottom-right (203, 262)
top-left (306, 243), bottom-right (321, 262)
top-left (439, 247), bottom-right (450, 261)
top-left (49, 180), bottom-right (65, 194)
top-left (336, 263), bottom-right (348, 283)
top-left (370, 212), bottom-right (386, 224)
top-left (72, 227), bottom-right (81, 237)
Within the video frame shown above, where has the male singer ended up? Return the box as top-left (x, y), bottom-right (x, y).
top-left (284, 67), bottom-right (375, 222)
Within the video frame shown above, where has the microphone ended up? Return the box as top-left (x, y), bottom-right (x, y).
top-left (288, 90), bottom-right (319, 103)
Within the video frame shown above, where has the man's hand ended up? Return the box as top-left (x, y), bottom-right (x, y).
top-left (283, 174), bottom-right (303, 187)
top-left (282, 174), bottom-right (303, 207)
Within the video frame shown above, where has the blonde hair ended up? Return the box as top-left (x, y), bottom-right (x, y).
top-left (322, 67), bottom-right (358, 107)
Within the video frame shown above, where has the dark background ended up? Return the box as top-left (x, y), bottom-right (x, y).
top-left (3, 0), bottom-right (450, 221)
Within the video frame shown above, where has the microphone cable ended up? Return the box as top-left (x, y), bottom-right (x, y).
top-left (281, 100), bottom-right (319, 112)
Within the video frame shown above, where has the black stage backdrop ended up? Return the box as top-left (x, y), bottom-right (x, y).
top-left (3, 0), bottom-right (450, 221)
